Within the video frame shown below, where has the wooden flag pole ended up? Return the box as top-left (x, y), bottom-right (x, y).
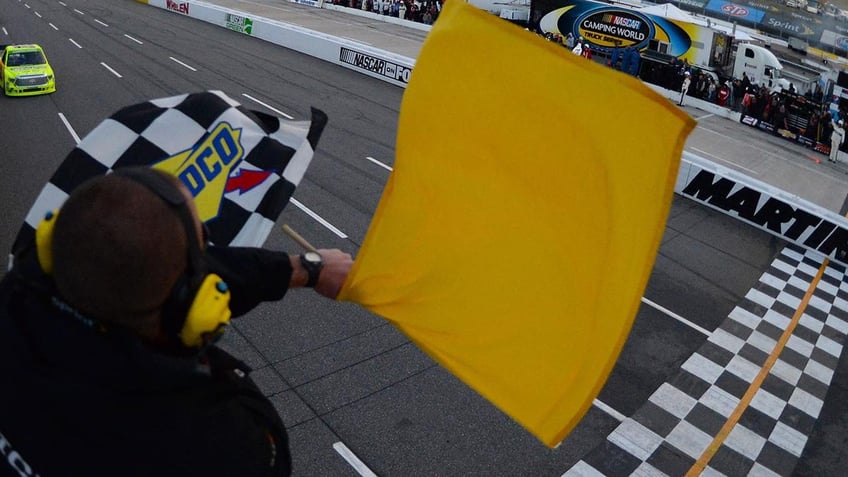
top-left (281, 224), bottom-right (319, 253)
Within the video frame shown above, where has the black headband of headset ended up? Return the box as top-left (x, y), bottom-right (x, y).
top-left (112, 167), bottom-right (205, 278)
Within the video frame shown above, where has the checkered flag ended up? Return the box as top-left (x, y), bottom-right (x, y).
top-left (11, 90), bottom-right (327, 259)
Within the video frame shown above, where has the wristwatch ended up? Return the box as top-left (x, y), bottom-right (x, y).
top-left (299, 252), bottom-right (323, 288)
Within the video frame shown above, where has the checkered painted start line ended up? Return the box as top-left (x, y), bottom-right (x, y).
top-left (566, 244), bottom-right (848, 477)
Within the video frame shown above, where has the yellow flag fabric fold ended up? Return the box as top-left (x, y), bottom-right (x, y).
top-left (338, 0), bottom-right (695, 447)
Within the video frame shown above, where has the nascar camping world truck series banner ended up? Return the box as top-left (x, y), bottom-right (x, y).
top-left (530, 0), bottom-right (848, 55)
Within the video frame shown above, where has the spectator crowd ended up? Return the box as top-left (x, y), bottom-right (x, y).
top-left (333, 0), bottom-right (443, 24)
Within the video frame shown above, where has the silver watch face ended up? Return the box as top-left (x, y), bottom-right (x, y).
top-left (304, 251), bottom-right (322, 264)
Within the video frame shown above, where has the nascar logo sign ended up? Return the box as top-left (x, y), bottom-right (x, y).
top-left (578, 8), bottom-right (653, 48)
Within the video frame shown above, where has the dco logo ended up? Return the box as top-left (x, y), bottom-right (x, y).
top-left (721, 4), bottom-right (750, 16)
top-left (154, 122), bottom-right (246, 222)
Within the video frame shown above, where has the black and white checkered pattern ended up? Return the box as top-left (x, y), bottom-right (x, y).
top-left (11, 90), bottom-right (326, 257)
top-left (566, 244), bottom-right (848, 477)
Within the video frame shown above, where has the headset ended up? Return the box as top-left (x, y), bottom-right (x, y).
top-left (34, 166), bottom-right (232, 348)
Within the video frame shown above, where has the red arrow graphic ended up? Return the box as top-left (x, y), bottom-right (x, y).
top-left (224, 169), bottom-right (274, 194)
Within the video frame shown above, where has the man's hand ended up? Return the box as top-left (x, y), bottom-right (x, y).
top-left (312, 249), bottom-right (353, 299)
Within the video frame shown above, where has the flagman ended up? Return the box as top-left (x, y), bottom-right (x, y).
top-left (0, 167), bottom-right (353, 476)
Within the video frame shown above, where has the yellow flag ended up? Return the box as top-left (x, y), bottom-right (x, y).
top-left (338, 1), bottom-right (695, 447)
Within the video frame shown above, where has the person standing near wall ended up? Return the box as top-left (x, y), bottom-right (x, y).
top-left (830, 119), bottom-right (845, 163)
top-left (678, 71), bottom-right (691, 106)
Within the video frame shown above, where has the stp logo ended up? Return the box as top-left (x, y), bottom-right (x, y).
top-left (721, 4), bottom-right (750, 16)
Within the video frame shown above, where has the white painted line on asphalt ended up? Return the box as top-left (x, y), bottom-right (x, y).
top-left (58, 113), bottom-right (80, 145)
top-left (94, 19), bottom-right (108, 27)
top-left (366, 156), bottom-right (392, 171)
top-left (241, 93), bottom-right (293, 119)
top-left (68, 38), bottom-right (82, 48)
top-left (24, 3), bottom-right (30, 8)
top-left (49, 23), bottom-right (58, 30)
top-left (333, 442), bottom-right (377, 477)
top-left (695, 113), bottom-right (715, 121)
top-left (2, 27), bottom-right (7, 35)
top-left (73, 8), bottom-right (83, 15)
top-left (101, 62), bottom-right (122, 78)
top-left (124, 34), bottom-right (143, 45)
top-left (694, 125), bottom-right (835, 180)
top-left (290, 198), bottom-right (348, 239)
top-left (593, 398), bottom-right (626, 422)
top-left (58, 1), bottom-right (66, 5)
top-left (689, 147), bottom-right (759, 175)
top-left (169, 56), bottom-right (196, 71)
top-left (34, 11), bottom-right (41, 18)
top-left (641, 297), bottom-right (711, 337)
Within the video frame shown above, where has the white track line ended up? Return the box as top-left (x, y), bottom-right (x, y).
top-left (58, 113), bottom-right (80, 145)
top-left (169, 56), bottom-right (197, 71)
top-left (689, 147), bottom-right (759, 175)
top-left (641, 297), bottom-right (711, 336)
top-left (333, 442), bottom-right (377, 477)
top-left (241, 93), bottom-right (293, 119)
top-left (365, 156), bottom-right (392, 171)
top-left (94, 19), bottom-right (108, 27)
top-left (124, 34), bottom-right (143, 44)
top-left (68, 38), bottom-right (82, 48)
top-left (101, 62), bottom-right (122, 78)
top-left (593, 399), bottom-right (626, 422)
top-left (49, 23), bottom-right (58, 30)
top-left (290, 198), bottom-right (347, 238)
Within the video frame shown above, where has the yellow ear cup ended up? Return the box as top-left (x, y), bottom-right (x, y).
top-left (35, 210), bottom-right (59, 275)
top-left (180, 274), bottom-right (232, 348)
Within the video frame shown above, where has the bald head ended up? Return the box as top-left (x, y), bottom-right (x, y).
top-left (51, 171), bottom-right (190, 334)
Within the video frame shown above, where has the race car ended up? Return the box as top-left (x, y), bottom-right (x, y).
top-left (0, 44), bottom-right (56, 97)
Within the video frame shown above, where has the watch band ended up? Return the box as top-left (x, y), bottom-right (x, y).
top-left (300, 253), bottom-right (323, 288)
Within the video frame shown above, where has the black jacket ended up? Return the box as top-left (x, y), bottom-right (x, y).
top-left (0, 246), bottom-right (294, 477)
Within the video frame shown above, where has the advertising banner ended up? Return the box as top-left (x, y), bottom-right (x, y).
top-left (165, 0), bottom-right (190, 15)
top-left (739, 0), bottom-right (780, 13)
top-left (705, 0), bottom-right (766, 24)
top-left (538, 4), bottom-right (674, 52)
top-left (762, 13), bottom-right (819, 37)
top-left (676, 0), bottom-right (707, 9)
top-left (676, 154), bottom-right (848, 267)
top-left (536, 0), bottom-right (731, 64)
top-left (339, 47), bottom-right (412, 84)
top-left (225, 13), bottom-right (254, 34)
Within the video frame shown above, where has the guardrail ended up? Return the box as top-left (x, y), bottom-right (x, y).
top-left (140, 0), bottom-right (415, 88)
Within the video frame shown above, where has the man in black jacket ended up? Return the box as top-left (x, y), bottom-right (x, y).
top-left (0, 167), bottom-right (353, 476)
